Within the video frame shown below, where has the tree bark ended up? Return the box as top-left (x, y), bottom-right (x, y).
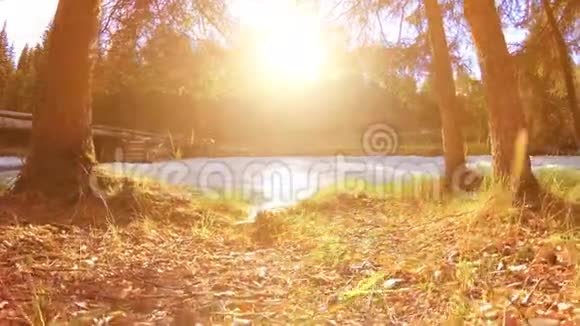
top-left (464, 0), bottom-right (540, 200)
top-left (13, 0), bottom-right (101, 199)
top-left (424, 0), bottom-right (468, 188)
top-left (541, 0), bottom-right (580, 148)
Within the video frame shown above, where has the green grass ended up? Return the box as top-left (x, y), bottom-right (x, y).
top-left (309, 166), bottom-right (579, 204)
top-left (536, 167), bottom-right (580, 201)
top-left (318, 175), bottom-right (444, 200)
top-left (0, 173), bottom-right (14, 194)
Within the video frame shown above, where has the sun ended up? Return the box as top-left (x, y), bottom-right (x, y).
top-left (257, 19), bottom-right (327, 82)
top-left (234, 1), bottom-right (328, 83)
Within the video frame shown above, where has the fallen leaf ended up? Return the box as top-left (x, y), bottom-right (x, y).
top-left (383, 278), bottom-right (404, 289)
top-left (508, 264), bottom-right (527, 272)
top-left (480, 303), bottom-right (494, 313)
top-left (257, 266), bottom-right (268, 278)
top-left (74, 301), bottom-right (89, 310)
top-left (497, 261), bottom-right (505, 271)
top-left (558, 303), bottom-right (573, 312)
top-left (233, 318), bottom-right (252, 326)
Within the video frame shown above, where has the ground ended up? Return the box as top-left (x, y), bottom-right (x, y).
top-left (0, 171), bottom-right (579, 325)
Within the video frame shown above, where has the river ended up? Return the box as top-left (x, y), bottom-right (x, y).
top-left (2, 155), bottom-right (578, 211)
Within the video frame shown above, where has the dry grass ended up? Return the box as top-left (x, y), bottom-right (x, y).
top-left (0, 172), bottom-right (248, 227)
top-left (261, 190), bottom-right (580, 323)
top-left (0, 172), bottom-right (579, 324)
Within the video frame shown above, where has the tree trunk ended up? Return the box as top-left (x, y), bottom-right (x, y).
top-left (464, 0), bottom-right (540, 200)
top-left (541, 0), bottom-right (580, 148)
top-left (424, 0), bottom-right (468, 188)
top-left (13, 0), bottom-right (100, 199)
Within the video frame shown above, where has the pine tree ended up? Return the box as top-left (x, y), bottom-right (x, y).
top-left (423, 0), bottom-right (469, 190)
top-left (12, 44), bottom-right (37, 112)
top-left (16, 44), bottom-right (31, 73)
top-left (13, 0), bottom-right (100, 197)
top-left (0, 21), bottom-right (15, 109)
top-left (3, 44), bottom-right (36, 112)
top-left (464, 0), bottom-right (540, 201)
top-left (29, 27), bottom-right (51, 113)
top-left (540, 0), bottom-right (580, 147)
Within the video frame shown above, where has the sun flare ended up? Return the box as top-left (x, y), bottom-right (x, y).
top-left (235, 1), bottom-right (328, 82)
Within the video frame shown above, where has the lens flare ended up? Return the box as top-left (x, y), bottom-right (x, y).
top-left (234, 1), bottom-right (328, 83)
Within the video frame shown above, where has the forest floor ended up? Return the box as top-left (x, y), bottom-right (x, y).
top-left (0, 171), bottom-right (579, 325)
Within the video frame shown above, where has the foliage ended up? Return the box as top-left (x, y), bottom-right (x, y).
top-left (512, 0), bottom-right (579, 150)
top-left (0, 0), bottom-right (577, 152)
top-left (0, 22), bottom-right (14, 108)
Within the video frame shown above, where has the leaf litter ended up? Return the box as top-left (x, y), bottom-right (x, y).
top-left (0, 191), bottom-right (578, 324)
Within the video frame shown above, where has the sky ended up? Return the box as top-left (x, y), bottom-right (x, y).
top-left (0, 0), bottom-right (58, 55)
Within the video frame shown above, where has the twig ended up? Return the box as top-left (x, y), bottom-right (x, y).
top-left (522, 277), bottom-right (545, 305)
top-left (212, 311), bottom-right (276, 318)
top-left (31, 266), bottom-right (88, 272)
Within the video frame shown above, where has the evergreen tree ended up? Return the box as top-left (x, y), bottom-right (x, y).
top-left (0, 21), bottom-right (15, 109)
top-left (540, 0), bottom-right (579, 147)
top-left (29, 27), bottom-right (51, 113)
top-left (13, 0), bottom-right (100, 197)
top-left (513, 0), bottom-right (579, 152)
top-left (16, 44), bottom-right (31, 73)
top-left (2, 39), bottom-right (52, 113)
top-left (465, 0), bottom-right (540, 201)
top-left (6, 44), bottom-right (36, 112)
top-left (424, 0), bottom-right (469, 189)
